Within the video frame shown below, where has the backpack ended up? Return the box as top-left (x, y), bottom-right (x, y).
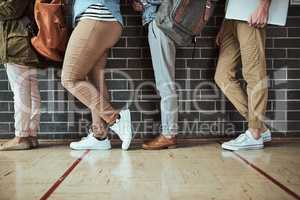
top-left (155, 0), bottom-right (217, 46)
top-left (31, 0), bottom-right (69, 62)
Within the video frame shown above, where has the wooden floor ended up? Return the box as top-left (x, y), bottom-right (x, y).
top-left (0, 141), bottom-right (299, 200)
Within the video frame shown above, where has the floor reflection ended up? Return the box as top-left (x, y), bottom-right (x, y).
top-left (0, 143), bottom-right (299, 200)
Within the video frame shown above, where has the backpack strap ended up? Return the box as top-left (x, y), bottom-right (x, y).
top-left (204, 0), bottom-right (215, 22)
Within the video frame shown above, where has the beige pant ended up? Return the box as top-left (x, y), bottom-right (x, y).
top-left (5, 63), bottom-right (40, 137)
top-left (62, 19), bottom-right (122, 136)
top-left (215, 20), bottom-right (268, 129)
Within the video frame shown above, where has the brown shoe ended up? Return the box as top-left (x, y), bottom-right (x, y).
top-left (28, 136), bottom-right (39, 148)
top-left (0, 137), bottom-right (31, 151)
top-left (142, 135), bottom-right (177, 150)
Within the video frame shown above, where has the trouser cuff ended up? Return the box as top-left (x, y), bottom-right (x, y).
top-left (248, 120), bottom-right (265, 129)
top-left (15, 130), bottom-right (30, 137)
top-left (162, 127), bottom-right (178, 136)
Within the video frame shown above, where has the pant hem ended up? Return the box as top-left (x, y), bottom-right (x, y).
top-left (162, 129), bottom-right (178, 136)
top-left (248, 120), bottom-right (265, 129)
top-left (15, 131), bottom-right (30, 137)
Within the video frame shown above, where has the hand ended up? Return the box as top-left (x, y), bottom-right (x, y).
top-left (248, 0), bottom-right (271, 28)
top-left (132, 1), bottom-right (144, 12)
top-left (216, 21), bottom-right (225, 46)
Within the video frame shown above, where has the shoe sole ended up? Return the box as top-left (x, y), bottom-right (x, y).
top-left (222, 144), bottom-right (264, 151)
top-left (0, 143), bottom-right (31, 151)
top-left (120, 110), bottom-right (133, 151)
top-left (70, 144), bottom-right (112, 150)
top-left (142, 144), bottom-right (177, 150)
top-left (70, 146), bottom-right (112, 150)
top-left (122, 138), bottom-right (132, 151)
top-left (263, 136), bottom-right (272, 142)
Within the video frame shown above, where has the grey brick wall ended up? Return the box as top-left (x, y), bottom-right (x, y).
top-left (0, 1), bottom-right (299, 139)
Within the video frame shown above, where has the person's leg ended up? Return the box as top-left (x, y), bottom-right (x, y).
top-left (61, 19), bottom-right (122, 125)
top-left (143, 20), bottom-right (177, 150)
top-left (149, 20), bottom-right (178, 136)
top-left (236, 21), bottom-right (268, 139)
top-left (28, 67), bottom-right (41, 147)
top-left (219, 21), bottom-right (266, 151)
top-left (214, 20), bottom-right (248, 119)
top-left (0, 64), bottom-right (32, 150)
top-left (87, 52), bottom-right (110, 139)
top-left (63, 19), bottom-right (133, 150)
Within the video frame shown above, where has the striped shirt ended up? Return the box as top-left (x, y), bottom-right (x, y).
top-left (76, 4), bottom-right (117, 23)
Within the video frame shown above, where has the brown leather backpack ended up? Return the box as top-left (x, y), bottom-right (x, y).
top-left (31, 0), bottom-right (69, 62)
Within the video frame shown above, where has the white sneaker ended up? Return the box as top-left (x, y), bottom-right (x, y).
top-left (261, 129), bottom-right (272, 142)
top-left (69, 131), bottom-right (111, 150)
top-left (110, 109), bottom-right (133, 150)
top-left (222, 130), bottom-right (264, 151)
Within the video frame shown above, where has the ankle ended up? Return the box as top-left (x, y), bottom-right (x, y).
top-left (248, 128), bottom-right (263, 139)
top-left (110, 114), bottom-right (121, 126)
top-left (163, 134), bottom-right (176, 139)
top-left (91, 125), bottom-right (107, 135)
top-left (261, 127), bottom-right (268, 132)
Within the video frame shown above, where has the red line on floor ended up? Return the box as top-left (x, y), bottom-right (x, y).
top-left (40, 150), bottom-right (90, 200)
top-left (233, 151), bottom-right (300, 200)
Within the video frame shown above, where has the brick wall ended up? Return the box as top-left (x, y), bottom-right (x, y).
top-left (0, 1), bottom-right (299, 139)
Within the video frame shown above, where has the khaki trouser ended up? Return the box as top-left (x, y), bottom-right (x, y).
top-left (215, 20), bottom-right (268, 129)
top-left (62, 19), bottom-right (122, 136)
